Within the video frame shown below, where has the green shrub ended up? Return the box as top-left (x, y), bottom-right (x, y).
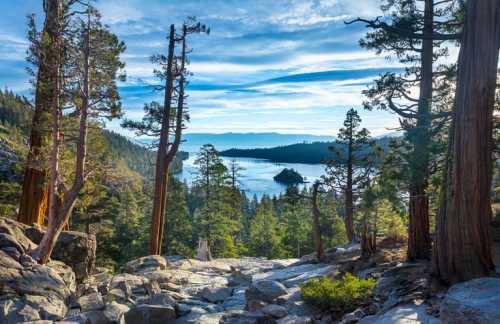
top-left (300, 273), bottom-right (376, 312)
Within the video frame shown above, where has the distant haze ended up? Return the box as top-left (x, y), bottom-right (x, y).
top-left (135, 132), bottom-right (336, 152)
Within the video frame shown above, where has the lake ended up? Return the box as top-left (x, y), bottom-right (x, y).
top-left (176, 152), bottom-right (326, 198)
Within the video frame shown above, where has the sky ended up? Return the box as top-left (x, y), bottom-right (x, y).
top-left (0, 0), bottom-right (408, 137)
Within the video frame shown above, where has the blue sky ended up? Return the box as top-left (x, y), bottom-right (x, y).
top-left (0, 0), bottom-right (408, 136)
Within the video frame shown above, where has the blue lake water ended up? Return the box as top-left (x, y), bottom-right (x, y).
top-left (176, 152), bottom-right (326, 198)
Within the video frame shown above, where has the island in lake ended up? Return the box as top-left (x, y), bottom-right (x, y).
top-left (273, 168), bottom-right (305, 185)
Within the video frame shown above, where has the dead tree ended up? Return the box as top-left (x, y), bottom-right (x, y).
top-left (123, 20), bottom-right (208, 255)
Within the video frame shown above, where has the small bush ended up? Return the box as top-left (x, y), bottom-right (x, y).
top-left (300, 273), bottom-right (376, 313)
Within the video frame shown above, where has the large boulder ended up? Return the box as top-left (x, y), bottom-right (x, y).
top-left (200, 287), bottom-right (232, 303)
top-left (24, 223), bottom-right (96, 282)
top-left (245, 280), bottom-right (288, 304)
top-left (0, 217), bottom-right (82, 322)
top-left (440, 277), bottom-right (500, 324)
top-left (122, 255), bottom-right (167, 274)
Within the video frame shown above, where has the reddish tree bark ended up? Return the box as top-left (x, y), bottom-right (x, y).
top-left (149, 25), bottom-right (176, 256)
top-left (150, 24), bottom-right (188, 255)
top-left (433, 0), bottom-right (499, 283)
top-left (33, 8), bottom-right (90, 263)
top-left (18, 0), bottom-right (64, 226)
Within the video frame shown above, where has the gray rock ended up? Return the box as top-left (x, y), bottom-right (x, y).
top-left (123, 304), bottom-right (176, 324)
top-left (276, 315), bottom-right (313, 324)
top-left (176, 310), bottom-right (223, 324)
top-left (358, 303), bottom-right (438, 324)
top-left (176, 303), bottom-right (192, 316)
top-left (228, 267), bottom-right (252, 286)
top-left (374, 262), bottom-right (430, 311)
top-left (103, 301), bottom-right (129, 323)
top-left (220, 310), bottom-right (277, 324)
top-left (0, 218), bottom-right (37, 253)
top-left (80, 310), bottom-right (110, 324)
top-left (200, 286), bottom-right (232, 303)
top-left (261, 304), bottom-right (287, 318)
top-left (252, 263), bottom-right (334, 284)
top-left (340, 307), bottom-right (365, 324)
top-left (25, 294), bottom-right (67, 320)
top-left (10, 263), bottom-right (72, 300)
top-left (110, 273), bottom-right (148, 292)
top-left (122, 255), bottom-right (167, 274)
top-left (49, 260), bottom-right (77, 293)
top-left (149, 292), bottom-right (176, 306)
top-left (25, 224), bottom-right (96, 282)
top-left (440, 277), bottom-right (500, 324)
top-left (103, 288), bottom-right (130, 304)
top-left (1, 301), bottom-right (41, 323)
top-left (77, 292), bottom-right (105, 312)
top-left (246, 280), bottom-right (288, 303)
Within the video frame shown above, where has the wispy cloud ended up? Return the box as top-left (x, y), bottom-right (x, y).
top-left (0, 0), bottom-right (405, 135)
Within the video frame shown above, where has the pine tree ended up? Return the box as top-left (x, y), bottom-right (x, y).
top-left (33, 3), bottom-right (125, 263)
top-left (248, 198), bottom-right (282, 258)
top-left (18, 0), bottom-right (65, 226)
top-left (324, 108), bottom-right (378, 242)
top-left (163, 178), bottom-right (194, 257)
top-left (348, 0), bottom-right (461, 260)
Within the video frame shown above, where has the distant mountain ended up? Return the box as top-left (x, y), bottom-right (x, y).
top-left (220, 137), bottom-right (395, 164)
top-left (161, 133), bottom-right (336, 152)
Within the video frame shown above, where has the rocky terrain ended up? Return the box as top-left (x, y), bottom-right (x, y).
top-left (1, 216), bottom-right (500, 323)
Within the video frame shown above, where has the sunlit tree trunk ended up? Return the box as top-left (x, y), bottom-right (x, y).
top-left (433, 0), bottom-right (499, 283)
top-left (149, 25), bottom-right (175, 255)
top-left (18, 0), bottom-right (64, 226)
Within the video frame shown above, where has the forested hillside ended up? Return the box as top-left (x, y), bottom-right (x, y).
top-left (220, 137), bottom-right (392, 164)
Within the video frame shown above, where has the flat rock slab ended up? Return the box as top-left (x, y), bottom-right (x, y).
top-left (358, 304), bottom-right (439, 324)
top-left (252, 263), bottom-right (334, 284)
top-left (440, 277), bottom-right (500, 324)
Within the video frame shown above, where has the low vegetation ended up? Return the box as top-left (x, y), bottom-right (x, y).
top-left (300, 273), bottom-right (376, 313)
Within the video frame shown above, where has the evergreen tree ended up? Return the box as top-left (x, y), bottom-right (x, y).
top-left (324, 108), bottom-right (378, 242)
top-left (193, 144), bottom-right (239, 259)
top-left (349, 0), bottom-right (461, 260)
top-left (163, 178), bottom-right (194, 257)
top-left (248, 198), bottom-right (282, 258)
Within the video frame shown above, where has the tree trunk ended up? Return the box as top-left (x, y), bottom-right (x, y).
top-left (149, 25), bottom-right (175, 255)
top-left (311, 181), bottom-right (324, 260)
top-left (433, 0), bottom-right (499, 284)
top-left (361, 212), bottom-right (376, 257)
top-left (407, 0), bottom-right (433, 261)
top-left (345, 134), bottom-right (356, 242)
top-left (18, 0), bottom-right (64, 226)
top-left (33, 10), bottom-right (90, 263)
